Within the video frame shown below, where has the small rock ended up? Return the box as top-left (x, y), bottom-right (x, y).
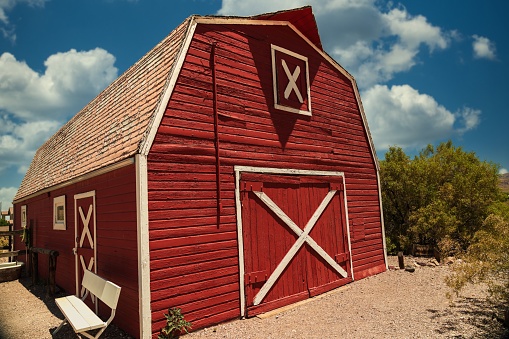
top-left (445, 257), bottom-right (455, 265)
top-left (405, 266), bottom-right (415, 273)
top-left (416, 260), bottom-right (428, 266)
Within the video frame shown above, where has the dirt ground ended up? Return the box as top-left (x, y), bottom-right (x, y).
top-left (0, 256), bottom-right (508, 338)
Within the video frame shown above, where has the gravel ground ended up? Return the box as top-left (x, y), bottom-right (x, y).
top-left (0, 256), bottom-right (508, 338)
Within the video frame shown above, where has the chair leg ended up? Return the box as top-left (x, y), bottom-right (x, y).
top-left (52, 319), bottom-right (67, 335)
top-left (79, 327), bottom-right (106, 339)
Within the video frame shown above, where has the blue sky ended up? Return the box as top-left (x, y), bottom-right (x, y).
top-left (0, 0), bottom-right (508, 209)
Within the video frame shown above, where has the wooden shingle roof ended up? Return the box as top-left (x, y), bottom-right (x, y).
top-left (14, 18), bottom-right (192, 201)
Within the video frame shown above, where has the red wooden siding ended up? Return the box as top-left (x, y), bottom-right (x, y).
top-left (13, 164), bottom-right (139, 338)
top-left (147, 22), bottom-right (385, 334)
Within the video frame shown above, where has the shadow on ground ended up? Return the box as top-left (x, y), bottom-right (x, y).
top-left (428, 296), bottom-right (509, 338)
top-left (17, 274), bottom-right (133, 338)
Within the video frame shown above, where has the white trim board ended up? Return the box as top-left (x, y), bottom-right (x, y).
top-left (14, 158), bottom-right (134, 204)
top-left (140, 19), bottom-right (197, 156)
top-left (135, 154), bottom-right (152, 339)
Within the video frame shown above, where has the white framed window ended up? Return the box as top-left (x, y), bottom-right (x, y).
top-left (271, 44), bottom-right (312, 116)
top-left (21, 205), bottom-right (27, 228)
top-left (53, 195), bottom-right (66, 230)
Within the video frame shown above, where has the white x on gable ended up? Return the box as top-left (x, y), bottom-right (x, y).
top-left (251, 190), bottom-right (347, 306)
top-left (271, 44), bottom-right (311, 116)
top-left (282, 60), bottom-right (303, 103)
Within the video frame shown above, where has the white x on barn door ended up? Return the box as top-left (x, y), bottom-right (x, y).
top-left (74, 191), bottom-right (97, 310)
top-left (252, 190), bottom-right (348, 305)
top-left (237, 168), bottom-right (352, 317)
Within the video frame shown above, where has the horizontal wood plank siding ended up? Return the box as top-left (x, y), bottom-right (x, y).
top-left (147, 23), bottom-right (384, 333)
top-left (13, 164), bottom-right (139, 338)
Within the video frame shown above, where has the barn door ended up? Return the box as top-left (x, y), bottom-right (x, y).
top-left (240, 172), bottom-right (351, 316)
top-left (74, 191), bottom-right (97, 311)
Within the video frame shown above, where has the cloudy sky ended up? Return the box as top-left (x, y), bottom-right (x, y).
top-left (0, 0), bottom-right (508, 209)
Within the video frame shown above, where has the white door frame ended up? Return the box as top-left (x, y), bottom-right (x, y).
top-left (234, 166), bottom-right (353, 316)
top-left (74, 190), bottom-right (97, 308)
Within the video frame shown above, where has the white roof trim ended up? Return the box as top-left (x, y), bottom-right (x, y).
top-left (13, 158), bottom-right (134, 204)
top-left (139, 18), bottom-right (198, 156)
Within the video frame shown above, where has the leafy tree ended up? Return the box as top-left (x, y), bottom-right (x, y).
top-left (380, 146), bottom-right (414, 252)
top-left (381, 141), bottom-right (501, 254)
top-left (0, 218), bottom-right (10, 226)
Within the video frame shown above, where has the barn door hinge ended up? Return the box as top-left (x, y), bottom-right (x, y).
top-left (244, 270), bottom-right (268, 285)
top-left (335, 252), bottom-right (350, 264)
top-left (330, 182), bottom-right (343, 191)
top-left (241, 181), bottom-right (263, 192)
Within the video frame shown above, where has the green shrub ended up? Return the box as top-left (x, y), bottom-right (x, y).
top-left (381, 141), bottom-right (501, 254)
top-left (446, 211), bottom-right (509, 310)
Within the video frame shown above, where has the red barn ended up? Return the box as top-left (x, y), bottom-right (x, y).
top-left (13, 7), bottom-right (387, 338)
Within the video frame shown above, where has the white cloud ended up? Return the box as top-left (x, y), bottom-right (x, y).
top-left (335, 5), bottom-right (449, 88)
top-left (0, 0), bottom-right (47, 41)
top-left (472, 35), bottom-right (497, 60)
top-left (0, 186), bottom-right (17, 210)
top-left (0, 116), bottom-right (61, 170)
top-left (362, 84), bottom-right (480, 150)
top-left (0, 48), bottom-right (118, 185)
top-left (500, 168), bottom-right (508, 175)
top-left (0, 49), bottom-right (117, 121)
top-left (218, 0), bottom-right (306, 16)
top-left (218, 0), bottom-right (480, 152)
top-left (345, 43), bottom-right (418, 87)
top-left (383, 8), bottom-right (448, 51)
top-left (218, 1), bottom-right (451, 89)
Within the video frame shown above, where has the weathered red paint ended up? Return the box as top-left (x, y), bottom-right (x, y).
top-left (147, 22), bottom-right (385, 333)
top-left (13, 164), bottom-right (139, 336)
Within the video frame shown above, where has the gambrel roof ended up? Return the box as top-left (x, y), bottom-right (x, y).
top-left (14, 17), bottom-right (192, 201)
top-left (14, 6), bottom-right (377, 202)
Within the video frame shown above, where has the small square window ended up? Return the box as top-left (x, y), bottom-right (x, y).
top-left (53, 195), bottom-right (66, 230)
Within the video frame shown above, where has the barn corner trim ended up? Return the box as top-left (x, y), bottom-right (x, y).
top-left (135, 154), bottom-right (152, 339)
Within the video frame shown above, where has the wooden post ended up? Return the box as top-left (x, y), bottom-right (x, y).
top-left (31, 250), bottom-right (38, 285)
top-left (48, 251), bottom-right (58, 296)
top-left (31, 247), bottom-right (59, 295)
top-left (398, 251), bottom-right (405, 269)
top-left (8, 224), bottom-right (12, 263)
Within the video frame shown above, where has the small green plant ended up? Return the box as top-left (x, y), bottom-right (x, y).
top-left (158, 307), bottom-right (192, 339)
